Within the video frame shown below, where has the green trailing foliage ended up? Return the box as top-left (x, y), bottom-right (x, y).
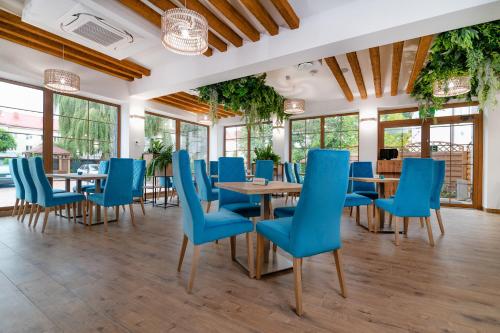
top-left (253, 145), bottom-right (280, 164)
top-left (197, 74), bottom-right (286, 128)
top-left (412, 20), bottom-right (500, 118)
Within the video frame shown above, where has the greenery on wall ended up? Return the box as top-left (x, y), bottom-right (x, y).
top-left (253, 145), bottom-right (280, 164)
top-left (197, 74), bottom-right (286, 127)
top-left (412, 21), bottom-right (499, 118)
top-left (0, 129), bottom-right (16, 153)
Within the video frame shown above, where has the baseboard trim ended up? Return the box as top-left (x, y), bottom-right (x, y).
top-left (484, 208), bottom-right (500, 214)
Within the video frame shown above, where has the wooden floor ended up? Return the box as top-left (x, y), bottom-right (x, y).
top-left (1, 200), bottom-right (500, 333)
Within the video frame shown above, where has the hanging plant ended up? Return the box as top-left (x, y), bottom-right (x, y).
top-left (412, 20), bottom-right (499, 118)
top-left (197, 74), bottom-right (286, 128)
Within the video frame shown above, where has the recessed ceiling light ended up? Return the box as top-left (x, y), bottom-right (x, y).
top-left (341, 67), bottom-right (349, 73)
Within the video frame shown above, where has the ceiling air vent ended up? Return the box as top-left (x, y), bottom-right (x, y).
top-left (60, 13), bottom-right (133, 50)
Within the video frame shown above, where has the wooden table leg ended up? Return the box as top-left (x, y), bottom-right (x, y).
top-left (260, 194), bottom-right (271, 263)
top-left (95, 179), bottom-right (102, 222)
top-left (76, 179), bottom-right (82, 216)
top-left (378, 182), bottom-right (386, 229)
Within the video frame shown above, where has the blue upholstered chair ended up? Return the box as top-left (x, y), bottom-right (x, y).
top-left (87, 158), bottom-right (134, 231)
top-left (350, 162), bottom-right (378, 199)
top-left (256, 149), bottom-right (350, 316)
top-left (17, 158), bottom-right (65, 225)
top-left (430, 160), bottom-right (446, 235)
top-left (29, 157), bottom-right (86, 233)
top-left (375, 158), bottom-right (434, 246)
top-left (293, 163), bottom-right (303, 184)
top-left (284, 162), bottom-right (297, 204)
top-left (209, 161), bottom-right (218, 188)
top-left (132, 159), bottom-right (147, 215)
top-left (250, 160), bottom-right (275, 205)
top-left (194, 159), bottom-right (218, 213)
top-left (8, 158), bottom-right (25, 219)
top-left (218, 157), bottom-right (260, 218)
top-left (78, 160), bottom-right (109, 193)
top-left (173, 150), bottom-right (254, 292)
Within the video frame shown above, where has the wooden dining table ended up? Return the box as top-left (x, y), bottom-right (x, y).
top-left (349, 176), bottom-right (400, 232)
top-left (215, 181), bottom-right (302, 277)
top-left (47, 173), bottom-right (112, 225)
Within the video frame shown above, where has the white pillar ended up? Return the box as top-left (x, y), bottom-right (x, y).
top-left (482, 94), bottom-right (500, 210)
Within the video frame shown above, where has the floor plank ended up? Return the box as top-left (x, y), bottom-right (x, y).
top-left (0, 202), bottom-right (499, 332)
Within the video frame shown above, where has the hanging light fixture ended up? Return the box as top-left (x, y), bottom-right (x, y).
top-left (44, 46), bottom-right (80, 93)
top-left (433, 75), bottom-right (471, 97)
top-left (284, 99), bottom-right (305, 115)
top-left (197, 114), bottom-right (212, 126)
top-left (161, 2), bottom-right (208, 56)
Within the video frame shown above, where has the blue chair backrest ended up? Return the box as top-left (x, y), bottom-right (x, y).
top-left (393, 158), bottom-right (433, 217)
top-left (290, 149), bottom-right (350, 258)
top-left (28, 157), bottom-right (53, 207)
top-left (173, 150), bottom-right (205, 244)
top-left (350, 161), bottom-right (376, 192)
top-left (9, 158), bottom-right (25, 199)
top-left (430, 160), bottom-right (446, 210)
top-left (194, 159), bottom-right (212, 201)
top-left (294, 163), bottom-right (302, 184)
top-left (255, 160), bottom-right (274, 181)
top-left (103, 158), bottom-right (133, 206)
top-left (97, 160), bottom-right (109, 186)
top-left (218, 157), bottom-right (250, 207)
top-left (284, 162), bottom-right (296, 183)
top-left (209, 160), bottom-right (218, 186)
top-left (17, 158), bottom-right (37, 203)
top-left (132, 159), bottom-right (146, 194)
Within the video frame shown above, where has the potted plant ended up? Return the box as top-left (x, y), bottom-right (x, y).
top-left (144, 140), bottom-right (174, 178)
top-left (253, 145), bottom-right (281, 164)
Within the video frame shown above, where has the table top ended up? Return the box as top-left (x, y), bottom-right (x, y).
top-left (215, 181), bottom-right (301, 195)
top-left (46, 173), bottom-right (108, 180)
top-left (350, 177), bottom-right (399, 183)
top-left (211, 174), bottom-right (254, 178)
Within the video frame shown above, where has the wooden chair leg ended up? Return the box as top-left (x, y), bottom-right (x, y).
top-left (355, 206), bottom-right (360, 225)
top-left (21, 201), bottom-right (28, 222)
top-left (230, 236), bottom-right (236, 260)
top-left (178, 234), bottom-right (188, 272)
top-left (28, 203), bottom-right (36, 226)
top-left (419, 217), bottom-right (424, 228)
top-left (394, 216), bottom-right (400, 246)
top-left (115, 205), bottom-right (120, 222)
top-left (88, 201), bottom-right (93, 227)
top-left (333, 249), bottom-right (347, 298)
top-left (187, 245), bottom-right (201, 293)
top-left (272, 243), bottom-right (277, 252)
top-left (374, 207), bottom-right (380, 233)
top-left (33, 205), bottom-right (42, 228)
top-left (388, 214), bottom-right (393, 227)
top-left (122, 205), bottom-right (126, 212)
top-left (285, 193), bottom-right (288, 205)
top-left (246, 233), bottom-right (255, 278)
top-left (103, 207), bottom-right (108, 232)
top-left (66, 204), bottom-right (70, 222)
top-left (41, 208), bottom-right (50, 233)
top-left (435, 209), bottom-right (445, 234)
top-left (139, 197), bottom-right (146, 215)
top-left (403, 217), bottom-right (409, 238)
top-left (206, 201), bottom-right (211, 213)
top-left (72, 202), bottom-right (77, 223)
top-left (367, 204), bottom-right (373, 232)
top-left (425, 217), bottom-right (435, 246)
top-left (256, 234), bottom-right (265, 279)
top-left (17, 199), bottom-right (25, 220)
top-left (129, 204), bottom-right (136, 226)
top-left (82, 201), bottom-right (87, 226)
top-left (293, 258), bottom-right (303, 316)
top-left (349, 206), bottom-right (353, 216)
top-left (12, 198), bottom-right (19, 216)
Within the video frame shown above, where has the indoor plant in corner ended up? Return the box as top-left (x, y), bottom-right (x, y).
top-left (144, 140), bottom-right (174, 180)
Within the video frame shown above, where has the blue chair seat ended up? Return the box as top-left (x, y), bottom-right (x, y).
top-left (256, 217), bottom-right (293, 254)
top-left (375, 198), bottom-right (430, 218)
top-left (344, 193), bottom-right (372, 207)
top-left (200, 211), bottom-right (253, 244)
top-left (274, 206), bottom-right (296, 218)
top-left (88, 193), bottom-right (105, 206)
top-left (353, 190), bottom-right (378, 200)
top-left (52, 192), bottom-right (85, 206)
top-left (220, 202), bottom-right (260, 218)
top-left (53, 189), bottom-right (65, 194)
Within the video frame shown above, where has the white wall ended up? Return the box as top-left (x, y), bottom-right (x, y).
top-left (482, 93), bottom-right (500, 210)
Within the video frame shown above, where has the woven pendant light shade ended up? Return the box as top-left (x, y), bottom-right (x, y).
top-left (433, 76), bottom-right (471, 97)
top-left (44, 69), bottom-right (80, 93)
top-left (284, 99), bottom-right (305, 115)
top-left (161, 8), bottom-right (208, 56)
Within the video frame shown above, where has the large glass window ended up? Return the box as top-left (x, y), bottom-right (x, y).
top-left (180, 121), bottom-right (208, 167)
top-left (290, 113), bottom-right (359, 168)
top-left (250, 123), bottom-right (273, 162)
top-left (144, 113), bottom-right (176, 151)
top-left (224, 123), bottom-right (274, 168)
top-left (0, 81), bottom-right (43, 208)
top-left (53, 94), bottom-right (118, 173)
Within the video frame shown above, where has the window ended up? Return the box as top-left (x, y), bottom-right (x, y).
top-left (0, 80), bottom-right (44, 208)
top-left (144, 113), bottom-right (176, 150)
top-left (224, 123), bottom-right (274, 168)
top-left (180, 121), bottom-right (208, 167)
top-left (290, 113), bottom-right (359, 169)
top-left (53, 94), bottom-right (119, 173)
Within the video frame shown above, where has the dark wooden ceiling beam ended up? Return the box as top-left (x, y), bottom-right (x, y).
top-left (346, 52), bottom-right (367, 99)
top-left (270, 0), bottom-right (299, 29)
top-left (208, 0), bottom-right (260, 42)
top-left (369, 47), bottom-right (382, 98)
top-left (176, 92), bottom-right (240, 116)
top-left (391, 41), bottom-right (405, 96)
top-left (240, 0), bottom-right (279, 36)
top-left (166, 94), bottom-right (231, 117)
top-left (406, 35), bottom-right (433, 93)
top-left (154, 96), bottom-right (224, 118)
top-left (324, 56), bottom-right (354, 102)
